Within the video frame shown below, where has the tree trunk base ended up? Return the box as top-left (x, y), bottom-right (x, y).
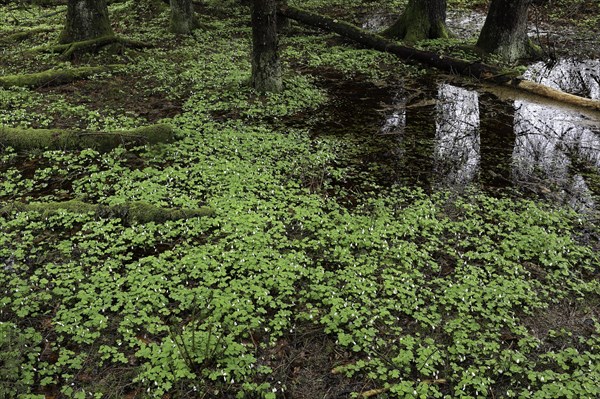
top-left (35, 35), bottom-right (152, 59)
top-left (0, 124), bottom-right (176, 151)
top-left (1, 200), bottom-right (215, 224)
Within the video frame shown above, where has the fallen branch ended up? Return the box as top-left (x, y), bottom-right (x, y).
top-left (0, 200), bottom-right (215, 224)
top-left (34, 35), bottom-right (152, 59)
top-left (0, 65), bottom-right (123, 88)
top-left (360, 379), bottom-right (447, 398)
top-left (360, 387), bottom-right (389, 398)
top-left (278, 5), bottom-right (600, 112)
top-left (0, 27), bottom-right (56, 46)
top-left (0, 123), bottom-right (175, 151)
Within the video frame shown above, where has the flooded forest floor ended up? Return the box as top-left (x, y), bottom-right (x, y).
top-left (0, 0), bottom-right (599, 398)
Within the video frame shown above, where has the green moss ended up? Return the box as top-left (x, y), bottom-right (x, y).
top-left (0, 66), bottom-right (120, 89)
top-left (0, 124), bottom-right (175, 151)
top-left (382, 1), bottom-right (451, 42)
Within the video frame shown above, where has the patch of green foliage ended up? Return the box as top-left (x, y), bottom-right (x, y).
top-left (0, 1), bottom-right (599, 399)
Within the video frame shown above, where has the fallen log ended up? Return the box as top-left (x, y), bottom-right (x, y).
top-left (0, 200), bottom-right (215, 224)
top-left (278, 5), bottom-right (600, 112)
top-left (0, 27), bottom-right (56, 46)
top-left (0, 65), bottom-right (123, 88)
top-left (33, 35), bottom-right (152, 59)
top-left (0, 124), bottom-right (175, 151)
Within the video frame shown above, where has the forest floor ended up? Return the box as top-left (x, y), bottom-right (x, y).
top-left (0, 1), bottom-right (599, 398)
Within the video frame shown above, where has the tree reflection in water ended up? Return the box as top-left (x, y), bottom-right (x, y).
top-left (434, 84), bottom-right (481, 185)
top-left (380, 91), bottom-right (407, 136)
top-left (512, 100), bottom-right (600, 210)
top-left (524, 59), bottom-right (600, 100)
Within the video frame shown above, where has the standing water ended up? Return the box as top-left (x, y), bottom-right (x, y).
top-left (307, 59), bottom-right (600, 211)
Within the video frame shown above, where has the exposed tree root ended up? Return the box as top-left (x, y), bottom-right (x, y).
top-left (0, 200), bottom-right (215, 224)
top-left (278, 5), bottom-right (600, 112)
top-left (0, 65), bottom-right (124, 88)
top-left (0, 27), bottom-right (56, 46)
top-left (0, 123), bottom-right (175, 151)
top-left (34, 35), bottom-right (152, 59)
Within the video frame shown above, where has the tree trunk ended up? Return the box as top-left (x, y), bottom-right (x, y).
top-left (252, 0), bottom-right (282, 93)
top-left (170, 0), bottom-right (196, 34)
top-left (477, 0), bottom-right (539, 62)
top-left (59, 0), bottom-right (114, 44)
top-left (383, 0), bottom-right (450, 42)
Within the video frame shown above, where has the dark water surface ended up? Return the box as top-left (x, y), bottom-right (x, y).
top-left (305, 59), bottom-right (600, 211)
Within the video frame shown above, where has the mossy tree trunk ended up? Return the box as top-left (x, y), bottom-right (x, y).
top-left (59, 0), bottom-right (114, 44)
top-left (477, 0), bottom-right (539, 62)
top-left (382, 0), bottom-right (450, 42)
top-left (169, 0), bottom-right (196, 34)
top-left (252, 0), bottom-right (282, 93)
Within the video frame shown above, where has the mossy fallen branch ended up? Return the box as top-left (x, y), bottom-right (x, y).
top-left (278, 5), bottom-right (600, 112)
top-left (0, 27), bottom-right (56, 46)
top-left (0, 65), bottom-right (124, 88)
top-left (0, 200), bottom-right (215, 224)
top-left (34, 35), bottom-right (152, 59)
top-left (0, 124), bottom-right (175, 151)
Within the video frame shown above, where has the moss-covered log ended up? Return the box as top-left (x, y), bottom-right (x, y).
top-left (0, 65), bottom-right (123, 89)
top-left (0, 27), bottom-right (55, 46)
top-left (0, 124), bottom-right (175, 151)
top-left (0, 200), bottom-right (215, 224)
top-left (278, 5), bottom-right (600, 111)
top-left (34, 35), bottom-right (152, 59)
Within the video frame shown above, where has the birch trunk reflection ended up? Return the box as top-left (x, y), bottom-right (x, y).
top-left (512, 101), bottom-right (600, 210)
top-left (434, 84), bottom-right (481, 185)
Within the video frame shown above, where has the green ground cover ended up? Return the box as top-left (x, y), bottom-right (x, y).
top-left (0, 0), bottom-right (599, 398)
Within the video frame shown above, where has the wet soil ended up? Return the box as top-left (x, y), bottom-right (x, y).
top-left (37, 74), bottom-right (182, 129)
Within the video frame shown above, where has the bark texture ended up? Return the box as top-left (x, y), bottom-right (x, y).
top-left (59, 0), bottom-right (113, 44)
top-left (170, 0), bottom-right (196, 34)
top-left (477, 0), bottom-right (539, 62)
top-left (278, 5), bottom-right (600, 111)
top-left (252, 0), bottom-right (282, 92)
top-left (383, 0), bottom-right (450, 42)
top-left (0, 200), bottom-right (215, 224)
top-left (0, 124), bottom-right (175, 151)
